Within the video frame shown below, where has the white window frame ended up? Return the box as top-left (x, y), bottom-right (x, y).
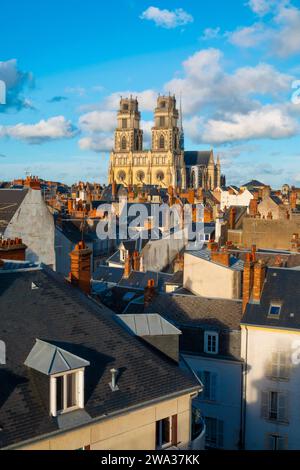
top-left (261, 390), bottom-right (289, 424)
top-left (204, 331), bottom-right (219, 355)
top-left (266, 433), bottom-right (288, 450)
top-left (50, 368), bottom-right (85, 417)
top-left (156, 416), bottom-right (172, 449)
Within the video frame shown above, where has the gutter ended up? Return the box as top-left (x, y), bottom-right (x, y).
top-left (2, 385), bottom-right (201, 450)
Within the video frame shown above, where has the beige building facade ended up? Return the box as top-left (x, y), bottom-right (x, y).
top-left (17, 393), bottom-right (204, 450)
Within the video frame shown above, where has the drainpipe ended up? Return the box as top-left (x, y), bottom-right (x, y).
top-left (240, 325), bottom-right (249, 450)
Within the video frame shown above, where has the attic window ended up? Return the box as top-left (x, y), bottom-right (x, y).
top-left (268, 304), bottom-right (282, 318)
top-left (24, 339), bottom-right (90, 417)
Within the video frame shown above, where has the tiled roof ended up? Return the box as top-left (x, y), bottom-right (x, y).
top-left (0, 267), bottom-right (199, 449)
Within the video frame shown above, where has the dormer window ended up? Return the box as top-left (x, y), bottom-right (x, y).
top-left (268, 303), bottom-right (282, 318)
top-left (25, 339), bottom-right (90, 417)
top-left (204, 331), bottom-right (219, 355)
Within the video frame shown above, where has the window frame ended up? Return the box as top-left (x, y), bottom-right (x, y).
top-left (51, 368), bottom-right (84, 417)
top-left (155, 416), bottom-right (173, 449)
top-left (204, 331), bottom-right (219, 355)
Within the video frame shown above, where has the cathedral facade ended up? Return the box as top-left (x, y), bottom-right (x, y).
top-left (108, 95), bottom-right (221, 190)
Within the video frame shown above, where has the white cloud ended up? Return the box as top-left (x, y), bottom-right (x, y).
top-left (78, 135), bottom-right (113, 152)
top-left (228, 23), bottom-right (269, 47)
top-left (103, 89), bottom-right (157, 111)
top-left (228, 3), bottom-right (300, 57)
top-left (201, 27), bottom-right (222, 40)
top-left (140, 6), bottom-right (193, 29)
top-left (247, 0), bottom-right (278, 16)
top-left (0, 59), bottom-right (34, 112)
top-left (198, 106), bottom-right (299, 144)
top-left (165, 49), bottom-right (292, 115)
top-left (0, 116), bottom-right (77, 144)
top-left (79, 111), bottom-right (116, 133)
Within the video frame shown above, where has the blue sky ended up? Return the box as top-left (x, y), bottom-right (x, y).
top-left (0, 0), bottom-right (300, 187)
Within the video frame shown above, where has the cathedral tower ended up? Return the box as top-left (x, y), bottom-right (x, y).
top-left (114, 97), bottom-right (143, 153)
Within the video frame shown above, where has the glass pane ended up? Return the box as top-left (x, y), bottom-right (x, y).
top-left (161, 418), bottom-right (170, 445)
top-left (67, 373), bottom-right (77, 408)
top-left (56, 376), bottom-right (64, 412)
top-left (155, 421), bottom-right (160, 447)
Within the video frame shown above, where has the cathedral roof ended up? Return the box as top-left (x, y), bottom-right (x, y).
top-left (184, 151), bottom-right (213, 167)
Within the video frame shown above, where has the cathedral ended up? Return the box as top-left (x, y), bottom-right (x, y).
top-left (108, 95), bottom-right (222, 190)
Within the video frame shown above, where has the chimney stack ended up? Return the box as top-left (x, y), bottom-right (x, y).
top-left (229, 207), bottom-right (236, 229)
top-left (249, 198), bottom-right (258, 217)
top-left (0, 238), bottom-right (27, 261)
top-left (132, 250), bottom-right (140, 271)
top-left (242, 253), bottom-right (254, 313)
top-left (211, 248), bottom-right (231, 267)
top-left (69, 241), bottom-right (92, 294)
top-left (252, 260), bottom-right (266, 302)
top-left (144, 279), bottom-right (157, 308)
top-left (251, 244), bottom-right (257, 263)
top-left (112, 180), bottom-right (117, 200)
top-left (291, 233), bottom-right (300, 253)
top-left (123, 254), bottom-right (132, 279)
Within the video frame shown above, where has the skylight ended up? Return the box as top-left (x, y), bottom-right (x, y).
top-left (268, 304), bottom-right (282, 318)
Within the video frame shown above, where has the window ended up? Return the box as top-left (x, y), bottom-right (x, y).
top-left (268, 303), bottom-right (282, 318)
top-left (122, 118), bottom-right (127, 129)
top-left (204, 331), bottom-right (219, 355)
top-left (155, 416), bottom-right (177, 449)
top-left (197, 370), bottom-right (217, 401)
top-left (205, 417), bottom-right (224, 448)
top-left (122, 103), bottom-right (129, 110)
top-left (261, 390), bottom-right (289, 423)
top-left (159, 135), bottom-right (165, 149)
top-left (121, 136), bottom-right (127, 150)
top-left (267, 351), bottom-right (290, 380)
top-left (266, 434), bottom-right (287, 450)
top-left (159, 116), bottom-right (166, 127)
top-left (53, 371), bottom-right (81, 415)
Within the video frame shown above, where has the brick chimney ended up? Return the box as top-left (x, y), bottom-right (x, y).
top-left (242, 253), bottom-right (254, 313)
top-left (25, 175), bottom-right (41, 190)
top-left (69, 241), bottom-right (92, 294)
top-left (112, 180), bottom-right (117, 200)
top-left (229, 207), bottom-right (236, 229)
top-left (123, 254), bottom-right (132, 279)
top-left (291, 233), bottom-right (300, 253)
top-left (249, 198), bottom-right (258, 217)
top-left (132, 250), bottom-right (140, 271)
top-left (0, 237), bottom-right (27, 261)
top-left (252, 260), bottom-right (266, 302)
top-left (290, 191), bottom-right (297, 210)
top-left (211, 248), bottom-right (231, 267)
top-left (274, 255), bottom-right (283, 267)
top-left (144, 279), bottom-right (157, 308)
top-left (207, 240), bottom-right (219, 252)
top-left (251, 244), bottom-right (257, 263)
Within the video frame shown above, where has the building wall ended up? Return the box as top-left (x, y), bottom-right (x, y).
top-left (182, 354), bottom-right (242, 450)
top-left (183, 252), bottom-right (242, 300)
top-left (242, 217), bottom-right (300, 250)
top-left (257, 197), bottom-right (285, 220)
top-left (4, 188), bottom-right (55, 268)
top-left (18, 394), bottom-right (195, 450)
top-left (241, 326), bottom-right (300, 450)
top-left (142, 229), bottom-right (187, 272)
top-left (220, 190), bottom-right (253, 211)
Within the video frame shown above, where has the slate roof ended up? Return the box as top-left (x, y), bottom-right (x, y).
top-left (116, 314), bottom-right (181, 337)
top-left (0, 189), bottom-right (28, 233)
top-left (242, 268), bottom-right (300, 330)
top-left (187, 248), bottom-right (244, 271)
top-left (0, 267), bottom-right (199, 449)
top-left (145, 293), bottom-right (243, 330)
top-left (184, 151), bottom-right (212, 167)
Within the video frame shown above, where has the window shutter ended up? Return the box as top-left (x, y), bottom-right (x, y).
top-left (278, 392), bottom-right (288, 422)
top-left (261, 391), bottom-right (269, 419)
top-left (217, 420), bottom-right (224, 448)
top-left (280, 352), bottom-right (290, 380)
top-left (211, 373), bottom-right (217, 402)
top-left (271, 352), bottom-right (279, 378)
top-left (277, 437), bottom-right (286, 451)
top-left (171, 415), bottom-right (178, 446)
